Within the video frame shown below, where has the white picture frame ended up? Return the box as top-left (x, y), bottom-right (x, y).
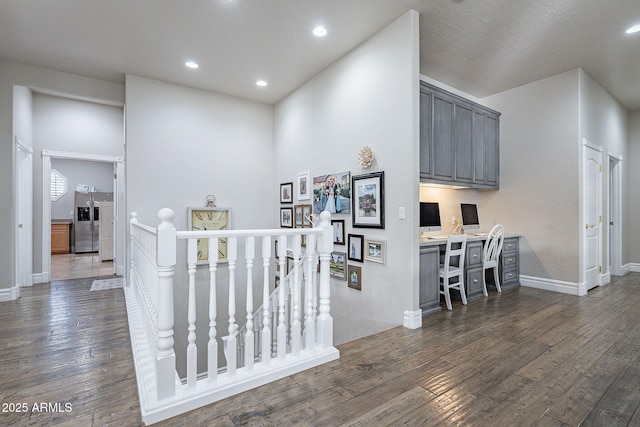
top-left (297, 171), bottom-right (311, 201)
top-left (364, 238), bottom-right (386, 264)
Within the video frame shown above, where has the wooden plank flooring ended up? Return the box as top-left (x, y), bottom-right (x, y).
top-left (3, 274), bottom-right (640, 426)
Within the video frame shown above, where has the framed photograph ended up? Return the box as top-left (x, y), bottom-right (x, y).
top-left (294, 205), bottom-right (305, 227)
top-left (348, 265), bottom-right (362, 291)
top-left (187, 207), bottom-right (231, 263)
top-left (352, 171), bottom-right (385, 229)
top-left (365, 239), bottom-right (386, 264)
top-left (347, 234), bottom-right (364, 262)
top-left (312, 171), bottom-right (351, 215)
top-left (280, 182), bottom-right (293, 204)
top-left (332, 219), bottom-right (345, 245)
top-left (329, 251), bottom-right (346, 280)
top-left (302, 205), bottom-right (313, 227)
top-left (297, 171), bottom-right (311, 201)
top-left (280, 207), bottom-right (293, 228)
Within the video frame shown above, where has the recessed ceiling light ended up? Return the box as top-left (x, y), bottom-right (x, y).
top-left (256, 80), bottom-right (268, 87)
top-left (626, 24), bottom-right (640, 34)
top-left (185, 61), bottom-right (199, 69)
top-left (313, 26), bottom-right (328, 37)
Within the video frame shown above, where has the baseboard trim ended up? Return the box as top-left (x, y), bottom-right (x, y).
top-left (0, 286), bottom-right (20, 302)
top-left (519, 275), bottom-right (581, 296)
top-left (623, 263), bottom-right (640, 274)
top-left (32, 272), bottom-right (50, 284)
top-left (602, 272), bottom-right (611, 285)
top-left (403, 309), bottom-right (422, 329)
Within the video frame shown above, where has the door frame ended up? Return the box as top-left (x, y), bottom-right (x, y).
top-left (41, 150), bottom-right (124, 283)
top-left (580, 139), bottom-right (603, 295)
top-left (14, 137), bottom-right (33, 297)
top-left (608, 153), bottom-right (623, 277)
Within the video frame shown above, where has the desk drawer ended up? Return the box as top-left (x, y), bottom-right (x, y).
top-left (466, 267), bottom-right (484, 299)
top-left (503, 238), bottom-right (518, 254)
top-left (503, 268), bottom-right (518, 284)
top-left (466, 242), bottom-right (483, 268)
top-left (502, 253), bottom-right (517, 269)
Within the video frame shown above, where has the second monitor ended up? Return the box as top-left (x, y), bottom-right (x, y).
top-left (460, 203), bottom-right (480, 231)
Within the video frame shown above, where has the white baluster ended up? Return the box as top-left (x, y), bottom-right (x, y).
top-left (291, 234), bottom-right (302, 355)
top-left (271, 293), bottom-right (278, 357)
top-left (226, 237), bottom-right (238, 376)
top-left (316, 211), bottom-right (334, 349)
top-left (244, 236), bottom-right (255, 371)
top-left (186, 238), bottom-right (198, 389)
top-left (261, 236), bottom-right (271, 365)
top-left (155, 209), bottom-right (176, 400)
top-left (304, 233), bottom-right (316, 351)
top-left (208, 237), bottom-right (219, 383)
top-left (277, 235), bottom-right (287, 359)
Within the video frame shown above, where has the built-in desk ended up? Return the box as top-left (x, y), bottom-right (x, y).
top-left (419, 233), bottom-right (521, 314)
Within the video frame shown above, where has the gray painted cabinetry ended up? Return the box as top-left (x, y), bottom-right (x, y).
top-left (420, 81), bottom-right (501, 189)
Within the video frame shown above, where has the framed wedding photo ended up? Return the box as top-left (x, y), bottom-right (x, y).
top-left (364, 238), bottom-right (386, 264)
top-left (280, 182), bottom-right (293, 204)
top-left (347, 234), bottom-right (364, 262)
top-left (352, 171), bottom-right (384, 229)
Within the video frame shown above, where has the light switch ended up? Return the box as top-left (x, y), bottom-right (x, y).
top-left (399, 206), bottom-right (406, 219)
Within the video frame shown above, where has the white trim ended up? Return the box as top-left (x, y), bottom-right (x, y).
top-left (520, 275), bottom-right (581, 296)
top-left (32, 273), bottom-right (47, 284)
top-left (608, 154), bottom-right (623, 277)
top-left (403, 309), bottom-right (422, 329)
top-left (601, 272), bottom-right (611, 286)
top-left (0, 286), bottom-right (20, 302)
top-left (624, 263), bottom-right (640, 274)
top-left (582, 137), bottom-right (603, 153)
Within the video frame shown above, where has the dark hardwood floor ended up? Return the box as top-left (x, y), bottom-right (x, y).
top-left (2, 274), bottom-right (640, 426)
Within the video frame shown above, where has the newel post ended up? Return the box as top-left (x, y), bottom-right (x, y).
top-left (316, 211), bottom-right (334, 349)
top-left (156, 208), bottom-right (177, 400)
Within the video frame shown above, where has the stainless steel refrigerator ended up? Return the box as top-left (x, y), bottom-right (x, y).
top-left (74, 191), bottom-right (113, 253)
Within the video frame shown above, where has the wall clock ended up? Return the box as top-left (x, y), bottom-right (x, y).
top-left (187, 207), bottom-right (231, 263)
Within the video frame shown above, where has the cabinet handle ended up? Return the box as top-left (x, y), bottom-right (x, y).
top-left (473, 254), bottom-right (478, 258)
top-left (508, 258), bottom-right (513, 262)
top-left (473, 279), bottom-right (478, 283)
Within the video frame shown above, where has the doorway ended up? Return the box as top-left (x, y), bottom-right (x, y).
top-left (609, 155), bottom-right (622, 276)
top-left (42, 150), bottom-right (124, 283)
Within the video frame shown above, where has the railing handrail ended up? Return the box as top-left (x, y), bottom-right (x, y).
top-left (176, 227), bottom-right (322, 240)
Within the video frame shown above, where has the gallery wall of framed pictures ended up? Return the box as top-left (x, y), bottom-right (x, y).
top-left (278, 168), bottom-right (388, 293)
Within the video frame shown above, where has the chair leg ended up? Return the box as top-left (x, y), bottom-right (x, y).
top-left (459, 281), bottom-right (467, 306)
top-left (442, 281), bottom-right (453, 311)
top-left (493, 267), bottom-right (502, 292)
top-left (481, 267), bottom-right (489, 297)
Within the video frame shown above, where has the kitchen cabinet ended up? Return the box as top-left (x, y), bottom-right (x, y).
top-left (420, 81), bottom-right (501, 189)
top-left (51, 222), bottom-right (71, 255)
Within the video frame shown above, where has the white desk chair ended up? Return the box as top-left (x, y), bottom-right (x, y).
top-left (482, 224), bottom-right (505, 296)
top-left (439, 234), bottom-right (468, 311)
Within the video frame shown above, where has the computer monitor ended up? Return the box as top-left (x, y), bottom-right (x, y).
top-left (460, 203), bottom-right (480, 230)
top-left (420, 202), bottom-right (442, 232)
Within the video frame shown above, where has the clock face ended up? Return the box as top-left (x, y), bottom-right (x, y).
top-left (190, 208), bottom-right (230, 262)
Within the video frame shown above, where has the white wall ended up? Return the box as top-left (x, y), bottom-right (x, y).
top-left (578, 69), bottom-right (629, 272)
top-left (481, 70), bottom-right (581, 284)
top-left (125, 75), bottom-right (275, 375)
top-left (274, 10), bottom-right (420, 344)
top-left (32, 93), bottom-right (124, 272)
top-left (0, 60), bottom-right (124, 290)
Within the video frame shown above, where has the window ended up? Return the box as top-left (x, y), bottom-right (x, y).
top-left (50, 169), bottom-right (67, 201)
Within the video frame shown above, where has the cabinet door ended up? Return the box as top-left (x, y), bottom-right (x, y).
top-left (485, 114), bottom-right (499, 188)
top-left (419, 87), bottom-right (432, 179)
top-left (432, 94), bottom-right (455, 182)
top-left (473, 111), bottom-right (487, 185)
top-left (420, 246), bottom-right (441, 314)
top-left (454, 103), bottom-right (474, 183)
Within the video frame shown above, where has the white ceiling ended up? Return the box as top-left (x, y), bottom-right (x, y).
top-left (1, 0), bottom-right (639, 110)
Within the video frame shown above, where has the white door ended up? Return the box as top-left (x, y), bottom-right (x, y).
top-left (583, 144), bottom-right (602, 291)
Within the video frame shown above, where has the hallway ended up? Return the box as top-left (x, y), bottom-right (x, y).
top-left (50, 253), bottom-right (114, 281)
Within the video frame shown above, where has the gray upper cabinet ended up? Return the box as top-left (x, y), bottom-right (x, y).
top-left (420, 81), bottom-right (501, 190)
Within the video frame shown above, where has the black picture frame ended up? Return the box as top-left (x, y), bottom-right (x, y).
top-left (280, 182), bottom-right (293, 203)
top-left (332, 219), bottom-right (345, 245)
top-left (352, 171), bottom-right (385, 229)
top-left (347, 234), bottom-right (364, 262)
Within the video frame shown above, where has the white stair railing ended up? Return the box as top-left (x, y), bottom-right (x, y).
top-left (125, 209), bottom-right (338, 425)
